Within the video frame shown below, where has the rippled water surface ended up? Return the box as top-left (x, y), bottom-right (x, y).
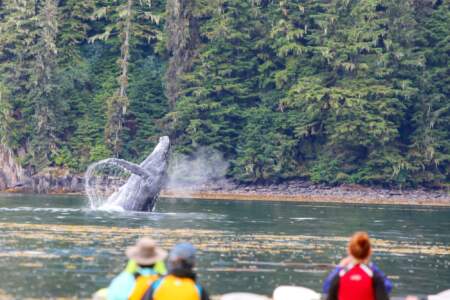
top-left (0, 193), bottom-right (449, 298)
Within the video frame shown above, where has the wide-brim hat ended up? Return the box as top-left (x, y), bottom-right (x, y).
top-left (126, 237), bottom-right (167, 266)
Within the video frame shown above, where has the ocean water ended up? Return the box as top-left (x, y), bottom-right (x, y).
top-left (0, 193), bottom-right (449, 298)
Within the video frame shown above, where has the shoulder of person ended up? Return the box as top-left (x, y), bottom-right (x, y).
top-left (369, 262), bottom-right (383, 270)
top-left (141, 277), bottom-right (166, 300)
top-left (110, 271), bottom-right (134, 285)
top-left (151, 276), bottom-right (165, 286)
top-left (196, 283), bottom-right (210, 300)
top-left (369, 263), bottom-right (389, 278)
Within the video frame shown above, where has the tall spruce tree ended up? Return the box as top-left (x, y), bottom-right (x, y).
top-left (164, 0), bottom-right (200, 107)
top-left (171, 0), bottom-right (263, 156)
top-left (31, 0), bottom-right (61, 169)
top-left (409, 0), bottom-right (450, 185)
top-left (89, 0), bottom-right (163, 156)
top-left (0, 0), bottom-right (61, 171)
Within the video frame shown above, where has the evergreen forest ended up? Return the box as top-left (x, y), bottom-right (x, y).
top-left (0, 0), bottom-right (449, 187)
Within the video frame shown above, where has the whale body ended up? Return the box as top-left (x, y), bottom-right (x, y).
top-left (87, 136), bottom-right (170, 211)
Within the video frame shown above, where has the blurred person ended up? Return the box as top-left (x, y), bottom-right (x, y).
top-left (143, 242), bottom-right (209, 300)
top-left (323, 232), bottom-right (391, 300)
top-left (107, 237), bottom-right (167, 300)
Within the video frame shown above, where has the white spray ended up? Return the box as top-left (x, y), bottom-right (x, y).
top-left (165, 147), bottom-right (229, 194)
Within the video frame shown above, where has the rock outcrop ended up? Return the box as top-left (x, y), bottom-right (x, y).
top-left (0, 144), bottom-right (26, 190)
top-left (29, 169), bottom-right (84, 194)
top-left (0, 146), bottom-right (84, 193)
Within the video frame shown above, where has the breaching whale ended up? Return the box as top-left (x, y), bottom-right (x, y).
top-left (86, 136), bottom-right (170, 211)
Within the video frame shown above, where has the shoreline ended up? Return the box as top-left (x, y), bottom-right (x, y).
top-left (2, 176), bottom-right (449, 207)
top-left (160, 190), bottom-right (450, 207)
top-left (2, 189), bottom-right (450, 207)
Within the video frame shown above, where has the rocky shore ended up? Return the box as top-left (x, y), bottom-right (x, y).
top-left (2, 171), bottom-right (85, 194)
top-left (160, 179), bottom-right (450, 206)
top-left (2, 172), bottom-right (450, 206)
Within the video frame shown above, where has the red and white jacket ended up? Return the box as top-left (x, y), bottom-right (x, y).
top-left (327, 263), bottom-right (390, 300)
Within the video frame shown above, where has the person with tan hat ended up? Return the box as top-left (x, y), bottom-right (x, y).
top-left (107, 237), bottom-right (168, 300)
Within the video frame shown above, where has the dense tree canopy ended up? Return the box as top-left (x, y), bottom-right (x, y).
top-left (0, 0), bottom-right (448, 187)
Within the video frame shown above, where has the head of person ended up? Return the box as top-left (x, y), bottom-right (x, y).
top-left (168, 242), bottom-right (196, 272)
top-left (126, 237), bottom-right (167, 268)
top-left (348, 231), bottom-right (372, 263)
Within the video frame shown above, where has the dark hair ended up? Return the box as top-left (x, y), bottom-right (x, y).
top-left (138, 263), bottom-right (155, 269)
top-left (349, 232), bottom-right (371, 260)
top-left (180, 259), bottom-right (194, 270)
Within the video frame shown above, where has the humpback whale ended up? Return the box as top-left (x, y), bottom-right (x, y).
top-left (85, 136), bottom-right (170, 211)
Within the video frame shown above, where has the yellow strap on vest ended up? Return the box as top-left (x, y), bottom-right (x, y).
top-left (125, 260), bottom-right (167, 276)
top-left (153, 275), bottom-right (201, 300)
top-left (128, 274), bottom-right (159, 300)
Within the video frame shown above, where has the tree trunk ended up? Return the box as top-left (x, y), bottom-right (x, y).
top-left (33, 0), bottom-right (59, 169)
top-left (119, 0), bottom-right (132, 100)
top-left (164, 0), bottom-right (200, 107)
top-left (106, 0), bottom-right (132, 156)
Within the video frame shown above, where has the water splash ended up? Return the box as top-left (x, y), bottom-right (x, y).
top-left (84, 159), bottom-right (131, 210)
top-left (84, 137), bottom-right (170, 212)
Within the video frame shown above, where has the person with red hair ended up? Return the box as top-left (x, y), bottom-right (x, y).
top-left (323, 232), bottom-right (392, 300)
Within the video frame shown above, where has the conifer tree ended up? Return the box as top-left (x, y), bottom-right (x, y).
top-left (164, 0), bottom-right (200, 107)
top-left (31, 0), bottom-right (60, 169)
top-left (172, 0), bottom-right (263, 156)
top-left (0, 0), bottom-right (38, 155)
top-left (90, 0), bottom-right (163, 156)
top-left (0, 0), bottom-right (61, 170)
top-left (409, 1), bottom-right (450, 185)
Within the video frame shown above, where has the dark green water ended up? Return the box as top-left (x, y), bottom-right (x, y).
top-left (0, 193), bottom-right (449, 299)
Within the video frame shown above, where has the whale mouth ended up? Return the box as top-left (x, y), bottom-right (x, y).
top-left (154, 136), bottom-right (170, 159)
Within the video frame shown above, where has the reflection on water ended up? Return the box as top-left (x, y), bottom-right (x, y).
top-left (0, 193), bottom-right (449, 299)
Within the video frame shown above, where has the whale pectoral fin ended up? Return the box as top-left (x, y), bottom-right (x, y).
top-left (108, 158), bottom-right (152, 180)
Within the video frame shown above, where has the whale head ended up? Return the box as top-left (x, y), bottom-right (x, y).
top-left (141, 136), bottom-right (170, 172)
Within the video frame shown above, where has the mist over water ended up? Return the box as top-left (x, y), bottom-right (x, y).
top-left (165, 147), bottom-right (229, 192)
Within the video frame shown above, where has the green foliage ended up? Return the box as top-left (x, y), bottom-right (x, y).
top-left (231, 106), bottom-right (296, 182)
top-left (89, 144), bottom-right (112, 162)
top-left (122, 56), bottom-right (168, 162)
top-left (0, 0), bottom-right (449, 188)
top-left (0, 0), bottom-right (167, 173)
top-left (171, 0), bottom-right (449, 187)
top-left (53, 147), bottom-right (79, 170)
top-left (171, 0), bottom-right (264, 156)
top-left (407, 0), bottom-right (450, 186)
top-left (310, 159), bottom-right (341, 185)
